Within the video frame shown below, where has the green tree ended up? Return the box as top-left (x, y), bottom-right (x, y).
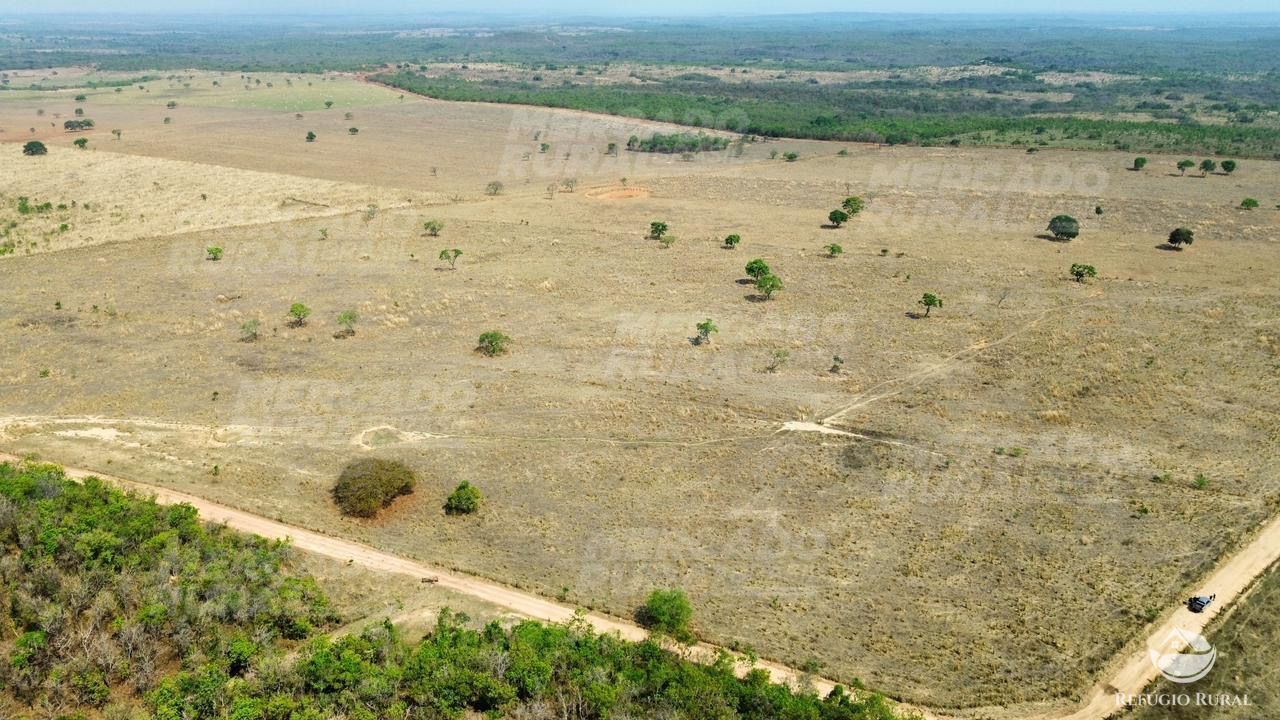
top-left (1200, 159), bottom-right (1216, 175)
top-left (723, 233), bottom-right (741, 249)
top-left (918, 292), bottom-right (943, 317)
top-left (336, 309), bottom-right (359, 336)
top-left (332, 458), bottom-right (417, 518)
top-left (73, 137), bottom-right (88, 149)
top-left (1176, 159), bottom-right (1194, 175)
top-left (745, 258), bottom-right (771, 280)
top-left (444, 481), bottom-right (482, 515)
top-left (205, 246), bottom-right (224, 261)
top-left (695, 319), bottom-right (718, 345)
top-left (1047, 214), bottom-right (1080, 241)
top-left (649, 221), bottom-right (669, 239)
top-left (74, 93), bottom-right (87, 102)
top-left (423, 219), bottom-right (444, 236)
top-left (1132, 157), bottom-right (1147, 170)
top-left (755, 273), bottom-right (783, 300)
top-left (288, 302), bottom-right (311, 326)
top-left (783, 152), bottom-right (799, 162)
top-left (348, 127), bottom-right (359, 135)
top-left (477, 330), bottom-right (510, 356)
top-left (841, 196), bottom-right (865, 216)
top-left (22, 140), bottom-right (47, 156)
top-left (638, 589), bottom-right (694, 643)
top-left (1167, 227), bottom-right (1194, 249)
top-left (1069, 263), bottom-right (1097, 283)
top-left (1220, 159), bottom-right (1237, 174)
top-left (324, 100), bottom-right (334, 109)
top-left (1240, 198), bottom-right (1259, 209)
top-left (305, 131), bottom-right (316, 142)
top-left (824, 243), bottom-right (844, 257)
top-left (439, 248), bottom-right (462, 268)
top-left (827, 209), bottom-right (850, 227)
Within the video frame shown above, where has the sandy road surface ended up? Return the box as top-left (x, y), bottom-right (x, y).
top-left (3, 447), bottom-right (1276, 720)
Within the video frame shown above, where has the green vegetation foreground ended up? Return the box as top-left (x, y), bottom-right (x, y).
top-left (0, 461), bottom-right (897, 720)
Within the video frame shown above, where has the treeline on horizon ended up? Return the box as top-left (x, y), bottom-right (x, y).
top-left (0, 461), bottom-right (899, 720)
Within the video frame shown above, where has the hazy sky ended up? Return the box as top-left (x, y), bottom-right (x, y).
top-left (13, 1), bottom-right (1280, 15)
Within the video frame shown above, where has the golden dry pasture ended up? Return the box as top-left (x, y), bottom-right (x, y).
top-left (3, 71), bottom-right (1278, 712)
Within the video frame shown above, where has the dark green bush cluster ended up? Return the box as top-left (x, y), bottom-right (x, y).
top-left (637, 588), bottom-right (695, 643)
top-left (626, 131), bottom-right (730, 153)
top-left (444, 480), bottom-right (482, 515)
top-left (0, 462), bottom-right (336, 713)
top-left (331, 458), bottom-right (417, 518)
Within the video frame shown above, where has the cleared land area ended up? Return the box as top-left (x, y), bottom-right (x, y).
top-left (3, 72), bottom-right (1278, 713)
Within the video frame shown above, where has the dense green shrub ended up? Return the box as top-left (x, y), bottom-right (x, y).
top-left (331, 458), bottom-right (417, 517)
top-left (637, 588), bottom-right (695, 642)
top-left (444, 480), bottom-right (482, 515)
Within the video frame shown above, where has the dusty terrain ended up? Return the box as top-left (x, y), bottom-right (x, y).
top-left (2, 72), bottom-right (1278, 711)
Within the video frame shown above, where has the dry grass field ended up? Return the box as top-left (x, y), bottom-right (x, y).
top-left (2, 71), bottom-right (1278, 712)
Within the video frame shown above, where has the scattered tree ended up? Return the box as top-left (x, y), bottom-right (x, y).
top-left (305, 131), bottom-right (316, 142)
top-left (1047, 214), bottom-right (1080, 241)
top-left (695, 319), bottom-right (718, 345)
top-left (348, 127), bottom-right (359, 135)
top-left (755, 273), bottom-right (783, 300)
top-left (648, 221), bottom-right (669, 239)
top-left (288, 302), bottom-right (311, 326)
top-left (827, 209), bottom-right (850, 227)
top-left (841, 196), bottom-right (865, 216)
top-left (22, 140), bottom-right (47, 156)
top-left (1167, 227), bottom-right (1194, 250)
top-left (764, 349), bottom-right (790, 373)
top-left (918, 293), bottom-right (943, 317)
top-left (1199, 159), bottom-right (1216, 175)
top-left (332, 458), bottom-right (417, 518)
top-left (239, 319), bottom-right (260, 342)
top-left (1220, 160), bottom-right (1237, 174)
top-left (423, 219), bottom-right (444, 236)
top-left (659, 235), bottom-right (677, 249)
top-left (111, 129), bottom-right (122, 140)
top-left (782, 152), bottom-right (799, 162)
top-left (1069, 263), bottom-right (1097, 283)
top-left (824, 243), bottom-right (844, 257)
top-left (73, 137), bottom-right (87, 149)
top-left (745, 258), bottom-right (771, 280)
top-left (1176, 159), bottom-right (1194, 175)
top-left (439, 248), bottom-right (462, 268)
top-left (1240, 197), bottom-right (1259, 209)
top-left (206, 246), bottom-right (224, 261)
top-left (1132, 157), bottom-right (1147, 171)
top-left (477, 330), bottom-right (510, 356)
top-left (723, 233), bottom-right (741, 249)
top-left (1095, 205), bottom-right (1104, 216)
top-left (324, 100), bottom-right (334, 109)
top-left (444, 481), bottom-right (482, 515)
top-left (485, 181), bottom-right (503, 195)
top-left (638, 589), bottom-right (694, 643)
top-left (336, 309), bottom-right (359, 337)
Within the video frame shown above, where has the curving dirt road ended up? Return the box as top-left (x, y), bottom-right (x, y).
top-left (3, 449), bottom-right (1276, 720)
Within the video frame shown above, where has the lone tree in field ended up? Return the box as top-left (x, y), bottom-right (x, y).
top-left (22, 141), bottom-right (47, 156)
top-left (485, 181), bottom-right (503, 196)
top-left (438, 248), bottom-right (462, 269)
top-left (824, 243), bottom-right (844, 257)
top-left (695, 319), bottom-right (718, 345)
top-left (1047, 214), bottom-right (1080, 241)
top-left (918, 292), bottom-right (943, 317)
top-left (324, 100), bottom-right (334, 109)
top-left (1199, 159), bottom-right (1216, 176)
top-left (336, 309), bottom-right (359, 337)
top-left (745, 258), bottom-right (771, 280)
top-left (723, 233), bottom-right (741, 249)
top-left (1240, 198), bottom-right (1259, 209)
top-left (1220, 160), bottom-right (1237, 174)
top-left (205, 246), bottom-right (224, 261)
top-left (73, 137), bottom-right (87, 149)
top-left (477, 330), bottom-right (510, 356)
top-left (348, 127), bottom-right (359, 135)
top-left (288, 302), bottom-right (311, 327)
top-left (648, 221), bottom-right (669, 240)
top-left (305, 131), bottom-right (316, 142)
top-left (1176, 159), bottom-right (1194, 175)
top-left (1070, 263), bottom-right (1097, 283)
top-left (638, 588), bottom-right (694, 643)
top-left (841, 196), bottom-right (865, 216)
top-left (1167, 227), bottom-right (1194, 250)
top-left (827, 209), bottom-right (850, 227)
top-left (332, 458), bottom-right (416, 518)
top-left (444, 481), bottom-right (482, 515)
top-left (755, 273), bottom-right (783, 300)
top-left (1132, 157), bottom-right (1147, 171)
top-left (422, 219), bottom-right (444, 237)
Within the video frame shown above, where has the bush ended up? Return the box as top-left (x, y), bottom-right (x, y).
top-left (444, 481), bottom-right (482, 515)
top-left (722, 233), bottom-right (741, 248)
top-left (637, 588), bottom-right (694, 642)
top-left (477, 330), bottom-right (510, 356)
top-left (1240, 197), bottom-right (1259, 209)
top-left (22, 141), bottom-right (47, 156)
top-left (331, 458), bottom-right (417, 518)
top-left (288, 302), bottom-right (311, 326)
top-left (1047, 214), bottom-right (1080, 240)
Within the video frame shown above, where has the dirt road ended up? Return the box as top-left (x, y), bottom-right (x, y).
top-left (4, 449), bottom-right (1276, 720)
